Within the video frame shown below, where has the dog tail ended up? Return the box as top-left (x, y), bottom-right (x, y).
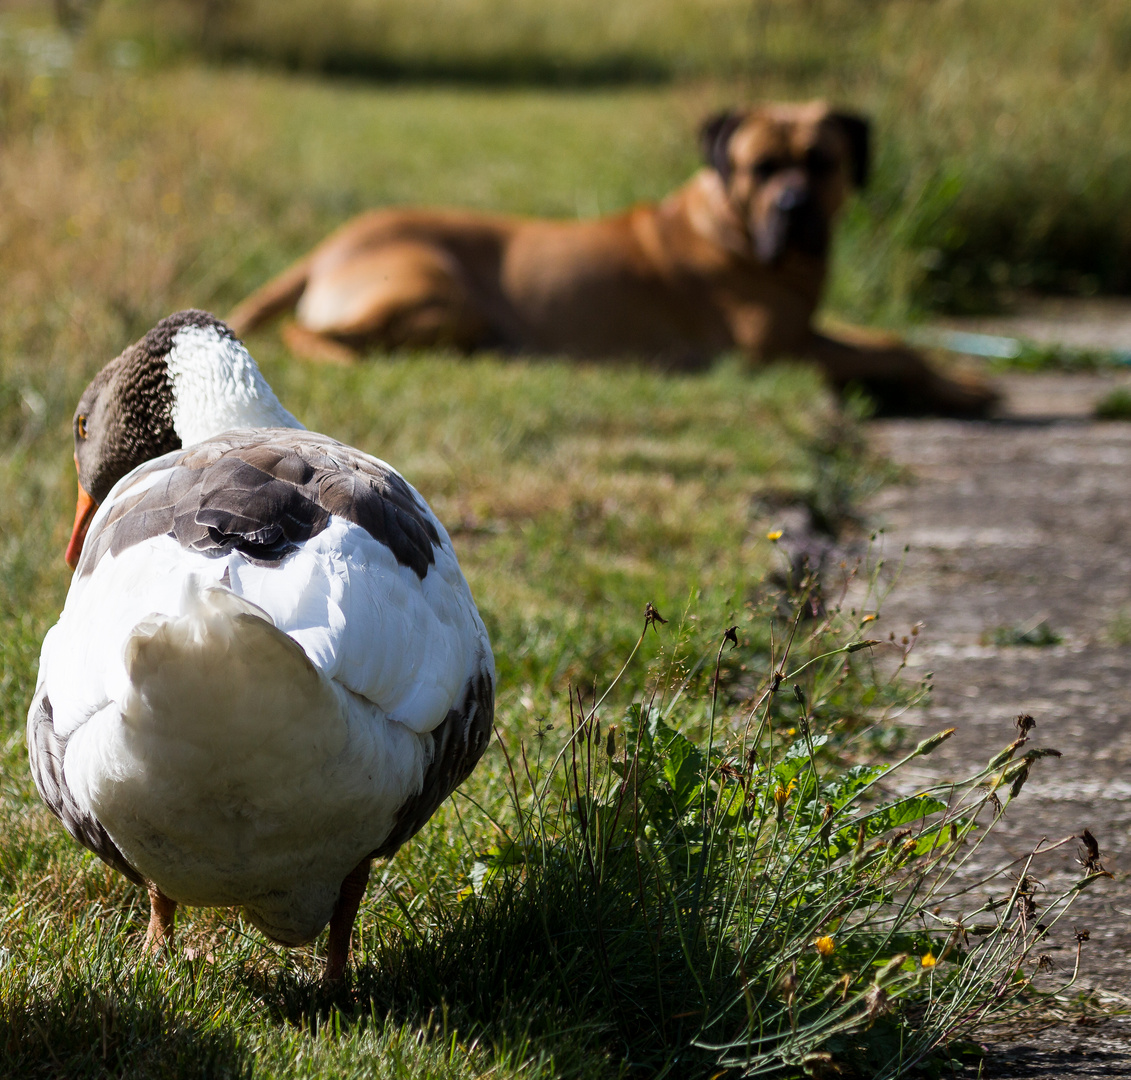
top-left (227, 256), bottom-right (312, 337)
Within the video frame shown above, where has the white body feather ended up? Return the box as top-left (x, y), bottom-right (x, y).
top-left (37, 489), bottom-right (491, 943)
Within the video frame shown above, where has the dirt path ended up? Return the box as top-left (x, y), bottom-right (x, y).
top-left (868, 372), bottom-right (1131, 1076)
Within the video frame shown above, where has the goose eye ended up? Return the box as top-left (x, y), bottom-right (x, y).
top-left (77, 415), bottom-right (88, 440)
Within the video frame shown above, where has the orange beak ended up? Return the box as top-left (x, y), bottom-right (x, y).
top-left (65, 466), bottom-right (97, 570)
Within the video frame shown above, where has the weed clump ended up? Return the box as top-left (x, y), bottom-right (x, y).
top-left (1094, 386), bottom-right (1131, 420)
top-left (374, 593), bottom-right (1104, 1078)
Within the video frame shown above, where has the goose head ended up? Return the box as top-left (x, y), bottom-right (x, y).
top-left (66, 309), bottom-right (302, 568)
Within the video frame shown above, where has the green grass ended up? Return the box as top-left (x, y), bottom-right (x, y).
top-left (1095, 386), bottom-right (1131, 420)
top-left (983, 619), bottom-right (1064, 649)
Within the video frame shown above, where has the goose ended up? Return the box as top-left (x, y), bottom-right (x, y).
top-left (27, 309), bottom-right (494, 980)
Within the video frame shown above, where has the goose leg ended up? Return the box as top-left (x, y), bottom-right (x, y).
top-left (324, 857), bottom-right (371, 982)
top-left (145, 883), bottom-right (177, 955)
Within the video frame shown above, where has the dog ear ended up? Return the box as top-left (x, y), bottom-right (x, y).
top-left (828, 112), bottom-right (870, 188)
top-left (698, 110), bottom-right (745, 183)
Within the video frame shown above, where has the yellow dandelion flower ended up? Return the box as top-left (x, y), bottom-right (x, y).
top-left (766, 529), bottom-right (783, 541)
top-left (921, 951), bottom-right (937, 968)
top-left (773, 778), bottom-right (796, 807)
top-left (815, 936), bottom-right (835, 958)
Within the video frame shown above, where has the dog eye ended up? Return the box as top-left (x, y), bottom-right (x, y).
top-left (753, 158), bottom-right (781, 181)
top-left (76, 414), bottom-right (88, 440)
top-left (806, 149), bottom-right (834, 176)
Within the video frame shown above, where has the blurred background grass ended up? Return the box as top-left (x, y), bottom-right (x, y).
top-left (87, 0), bottom-right (1131, 316)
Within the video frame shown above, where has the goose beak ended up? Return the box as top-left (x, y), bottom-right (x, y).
top-left (65, 474), bottom-right (97, 570)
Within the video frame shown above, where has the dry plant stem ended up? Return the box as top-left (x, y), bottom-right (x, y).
top-left (525, 611), bottom-right (654, 812)
top-left (145, 882), bottom-right (177, 955)
top-left (324, 857), bottom-right (372, 982)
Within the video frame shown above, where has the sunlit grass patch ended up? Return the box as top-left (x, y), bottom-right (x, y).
top-left (0, 585), bottom-right (1103, 1079)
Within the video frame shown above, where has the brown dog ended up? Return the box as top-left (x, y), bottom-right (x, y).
top-left (228, 102), bottom-right (995, 415)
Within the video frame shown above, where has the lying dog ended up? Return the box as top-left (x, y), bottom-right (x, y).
top-left (228, 101), bottom-right (996, 415)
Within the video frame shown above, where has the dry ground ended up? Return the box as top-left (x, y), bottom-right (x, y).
top-left (866, 361), bottom-right (1131, 1076)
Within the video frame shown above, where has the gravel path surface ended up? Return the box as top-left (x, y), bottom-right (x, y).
top-left (867, 372), bottom-right (1131, 1076)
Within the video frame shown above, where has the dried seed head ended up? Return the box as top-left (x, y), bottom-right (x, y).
top-left (1015, 713), bottom-right (1036, 737)
top-left (819, 803), bottom-right (835, 846)
top-left (1016, 874), bottom-right (1043, 895)
top-left (864, 985), bottom-right (890, 1018)
top-left (723, 624), bottom-right (739, 648)
top-left (1076, 829), bottom-right (1112, 876)
top-left (643, 602), bottom-right (667, 632)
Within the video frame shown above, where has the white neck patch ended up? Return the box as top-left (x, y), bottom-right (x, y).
top-left (165, 325), bottom-right (304, 446)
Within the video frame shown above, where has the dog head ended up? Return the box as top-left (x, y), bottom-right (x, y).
top-left (699, 102), bottom-right (869, 266)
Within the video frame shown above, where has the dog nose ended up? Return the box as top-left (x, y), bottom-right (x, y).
top-left (776, 185), bottom-right (809, 213)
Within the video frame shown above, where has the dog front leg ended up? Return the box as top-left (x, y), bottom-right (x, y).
top-left (804, 331), bottom-right (999, 417)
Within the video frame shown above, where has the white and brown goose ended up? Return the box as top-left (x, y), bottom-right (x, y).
top-left (27, 309), bottom-right (494, 979)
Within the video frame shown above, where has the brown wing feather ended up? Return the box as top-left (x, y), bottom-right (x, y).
top-left (78, 430), bottom-right (441, 578)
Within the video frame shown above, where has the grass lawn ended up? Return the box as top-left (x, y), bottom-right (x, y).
top-left (0, 5), bottom-right (1114, 1076)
